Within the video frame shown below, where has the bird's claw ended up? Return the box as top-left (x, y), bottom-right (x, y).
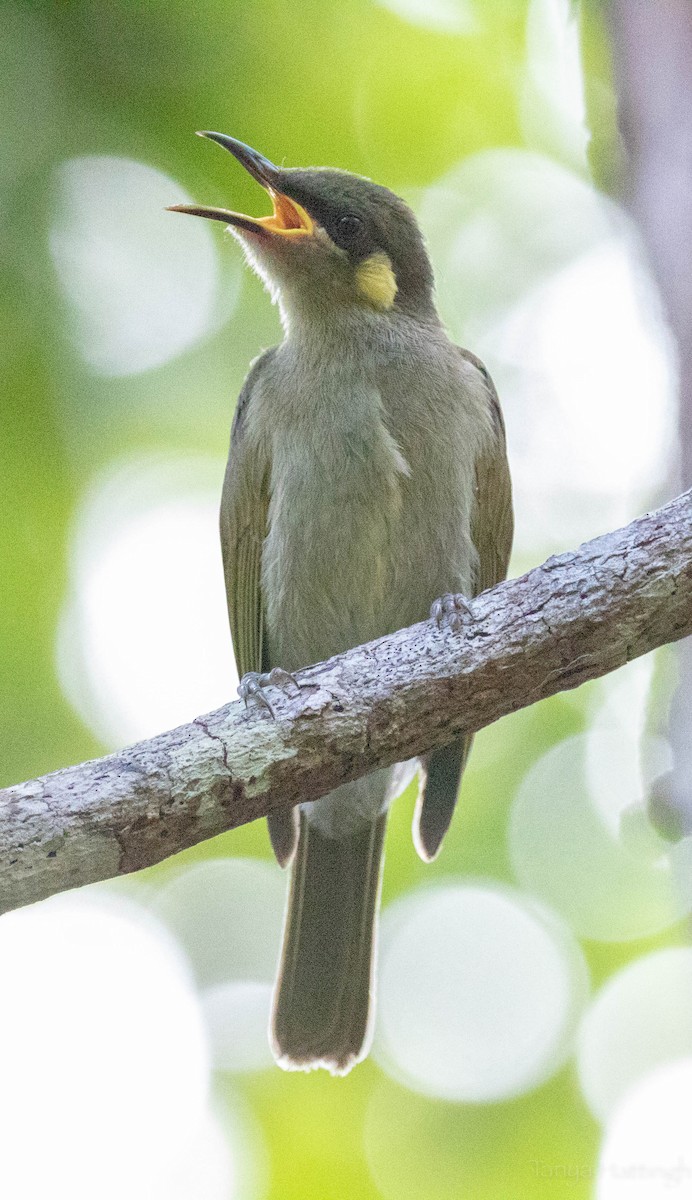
top-left (237, 668), bottom-right (303, 719)
top-left (430, 592), bottom-right (474, 633)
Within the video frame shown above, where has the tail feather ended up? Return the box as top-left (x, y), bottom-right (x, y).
top-left (267, 808), bottom-right (299, 867)
top-left (271, 811), bottom-right (387, 1074)
top-left (414, 736), bottom-right (472, 861)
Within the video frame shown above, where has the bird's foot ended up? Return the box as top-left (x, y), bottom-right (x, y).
top-left (237, 668), bottom-right (302, 719)
top-left (430, 592), bottom-right (474, 633)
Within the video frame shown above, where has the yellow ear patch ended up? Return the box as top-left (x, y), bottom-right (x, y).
top-left (355, 252), bottom-right (398, 310)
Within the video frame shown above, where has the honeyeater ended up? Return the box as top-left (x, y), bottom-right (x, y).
top-left (170, 132), bottom-right (513, 1075)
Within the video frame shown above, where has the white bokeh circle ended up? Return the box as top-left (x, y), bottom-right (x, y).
top-left (375, 881), bottom-right (588, 1102)
top-left (374, 0), bottom-right (479, 34)
top-left (50, 155), bottom-right (225, 375)
top-left (166, 1107), bottom-right (237, 1200)
top-left (0, 892), bottom-right (213, 1200)
top-left (420, 150), bottom-right (616, 339)
top-left (56, 454), bottom-right (236, 748)
top-left (151, 859), bottom-right (286, 1078)
top-left (150, 857), bottom-right (286, 987)
top-left (509, 734), bottom-right (692, 942)
top-left (585, 655), bottom-right (668, 841)
top-left (509, 657), bottom-right (692, 942)
top-left (201, 982), bottom-right (275, 1074)
top-left (578, 948), bottom-right (692, 1124)
top-left (520, 0), bottom-right (589, 170)
top-left (597, 1058), bottom-right (692, 1199)
top-left (420, 149), bottom-right (674, 556)
top-left (487, 237), bottom-right (674, 551)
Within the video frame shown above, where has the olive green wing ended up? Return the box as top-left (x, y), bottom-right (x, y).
top-left (220, 348), bottom-right (298, 866)
top-left (466, 352), bottom-right (514, 595)
top-left (415, 351), bottom-right (513, 862)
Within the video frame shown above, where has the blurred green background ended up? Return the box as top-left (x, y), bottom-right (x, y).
top-left (2, 1), bottom-right (691, 1198)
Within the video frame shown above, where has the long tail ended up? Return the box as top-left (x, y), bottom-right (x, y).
top-left (414, 735), bottom-right (472, 861)
top-left (271, 809), bottom-right (387, 1075)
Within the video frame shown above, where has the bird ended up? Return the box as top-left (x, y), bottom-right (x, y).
top-left (169, 132), bottom-right (513, 1075)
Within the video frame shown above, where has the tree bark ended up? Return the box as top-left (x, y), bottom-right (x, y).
top-left (0, 488), bottom-right (690, 917)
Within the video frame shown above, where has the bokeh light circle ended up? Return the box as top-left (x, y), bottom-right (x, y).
top-left (508, 727), bottom-right (692, 942)
top-left (0, 892), bottom-right (213, 1199)
top-left (375, 881), bottom-right (588, 1102)
top-left (520, 0), bottom-right (589, 170)
top-left (420, 150), bottom-right (616, 337)
top-left (375, 0), bottom-right (479, 34)
top-left (597, 1058), bottom-right (692, 1199)
top-left (420, 149), bottom-right (674, 555)
top-left (487, 237), bottom-right (673, 550)
top-left (56, 454), bottom-right (236, 747)
top-left (50, 156), bottom-right (223, 375)
top-left (201, 981), bottom-right (275, 1073)
top-left (150, 857), bottom-right (286, 987)
top-left (577, 948), bottom-right (692, 1123)
top-left (166, 1107), bottom-right (238, 1200)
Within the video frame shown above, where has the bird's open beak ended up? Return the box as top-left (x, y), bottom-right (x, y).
top-left (167, 132), bottom-right (314, 238)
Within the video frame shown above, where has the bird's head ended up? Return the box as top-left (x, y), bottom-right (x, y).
top-left (169, 132), bottom-right (435, 327)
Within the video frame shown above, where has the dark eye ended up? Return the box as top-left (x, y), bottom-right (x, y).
top-left (336, 214), bottom-right (363, 243)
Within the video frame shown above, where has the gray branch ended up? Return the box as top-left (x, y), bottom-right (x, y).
top-left (1, 488), bottom-right (691, 916)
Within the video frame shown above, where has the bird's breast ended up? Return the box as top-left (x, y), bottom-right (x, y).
top-left (261, 382), bottom-right (412, 669)
top-left (255, 342), bottom-right (483, 673)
